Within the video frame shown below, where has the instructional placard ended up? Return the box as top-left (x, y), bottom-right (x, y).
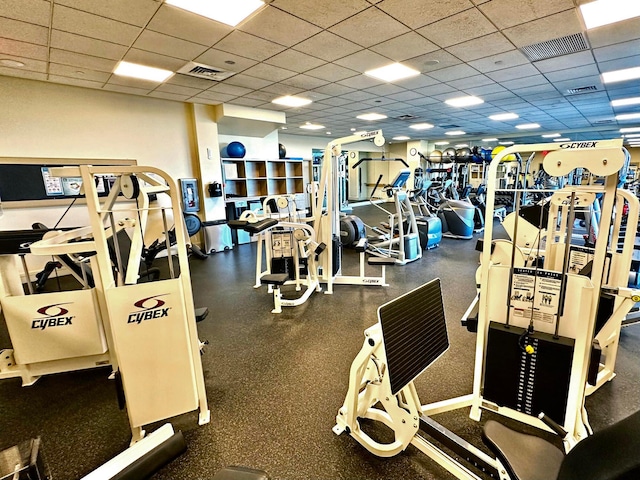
top-left (41, 167), bottom-right (64, 196)
top-left (510, 268), bottom-right (563, 325)
top-left (568, 245), bottom-right (611, 283)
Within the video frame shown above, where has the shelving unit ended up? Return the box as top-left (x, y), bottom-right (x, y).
top-left (221, 158), bottom-right (308, 201)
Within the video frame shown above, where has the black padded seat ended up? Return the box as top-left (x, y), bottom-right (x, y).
top-left (482, 420), bottom-right (564, 480)
top-left (368, 256), bottom-right (395, 266)
top-left (261, 273), bottom-right (289, 286)
top-left (212, 466), bottom-right (270, 480)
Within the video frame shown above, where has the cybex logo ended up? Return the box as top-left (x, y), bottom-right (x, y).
top-left (127, 295), bottom-right (171, 324)
top-left (32, 303), bottom-right (73, 330)
top-left (559, 142), bottom-right (597, 149)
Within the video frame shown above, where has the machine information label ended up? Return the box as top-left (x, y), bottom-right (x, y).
top-left (568, 246), bottom-right (611, 282)
top-left (510, 268), bottom-right (563, 324)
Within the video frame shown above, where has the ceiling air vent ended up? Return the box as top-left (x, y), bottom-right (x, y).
top-left (592, 119), bottom-right (615, 125)
top-left (566, 85), bottom-right (598, 95)
top-left (522, 33), bottom-right (589, 62)
top-left (396, 114), bottom-right (419, 120)
top-left (438, 124), bottom-right (460, 129)
top-left (177, 62), bottom-right (236, 81)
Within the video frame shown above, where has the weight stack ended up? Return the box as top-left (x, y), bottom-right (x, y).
top-left (483, 322), bottom-right (574, 424)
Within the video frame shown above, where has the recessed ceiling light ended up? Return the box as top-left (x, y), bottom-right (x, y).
top-left (356, 113), bottom-right (388, 121)
top-left (516, 123), bottom-right (541, 130)
top-left (602, 67), bottom-right (640, 84)
top-left (625, 133), bottom-right (640, 138)
top-left (579, 0), bottom-right (640, 29)
top-left (445, 96), bottom-right (484, 107)
top-left (434, 141), bottom-right (449, 145)
top-left (616, 112), bottom-right (640, 120)
top-left (499, 141), bottom-right (514, 145)
top-left (326, 131), bottom-right (331, 135)
top-left (554, 138), bottom-right (571, 141)
top-left (612, 97), bottom-right (640, 107)
top-left (272, 95), bottom-right (312, 107)
top-left (392, 136), bottom-right (411, 141)
top-left (364, 62), bottom-right (420, 82)
top-left (281, 126), bottom-right (287, 130)
top-left (165, 0), bottom-right (264, 26)
top-left (113, 61), bottom-right (173, 82)
top-left (0, 59), bottom-right (26, 67)
top-left (621, 127), bottom-right (640, 133)
top-left (445, 130), bottom-right (466, 136)
top-left (409, 123), bottom-right (434, 130)
top-left (455, 144), bottom-right (469, 148)
top-left (542, 133), bottom-right (561, 138)
top-left (489, 113), bottom-right (518, 121)
top-left (350, 128), bottom-right (356, 132)
top-left (300, 123), bottom-right (325, 130)
top-left (482, 138), bottom-right (498, 142)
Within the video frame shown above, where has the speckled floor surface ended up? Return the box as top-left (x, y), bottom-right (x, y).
top-left (1, 208), bottom-right (639, 480)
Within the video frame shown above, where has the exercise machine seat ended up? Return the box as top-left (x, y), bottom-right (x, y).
top-left (212, 466), bottom-right (270, 480)
top-left (483, 410), bottom-right (640, 480)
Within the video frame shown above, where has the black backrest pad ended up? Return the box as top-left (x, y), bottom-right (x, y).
top-left (378, 279), bottom-right (449, 395)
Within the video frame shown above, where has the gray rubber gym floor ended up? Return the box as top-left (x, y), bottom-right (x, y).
top-left (1, 206), bottom-right (639, 479)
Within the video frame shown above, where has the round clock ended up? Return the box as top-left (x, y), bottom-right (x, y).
top-left (410, 147), bottom-right (417, 156)
top-left (349, 151), bottom-right (356, 159)
top-left (121, 174), bottom-right (140, 199)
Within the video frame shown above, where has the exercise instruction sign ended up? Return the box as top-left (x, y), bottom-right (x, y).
top-left (510, 268), bottom-right (562, 324)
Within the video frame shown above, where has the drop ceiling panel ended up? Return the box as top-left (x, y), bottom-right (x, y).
top-left (224, 74), bottom-right (273, 90)
top-left (239, 6), bottom-right (321, 47)
top-left (106, 75), bottom-right (157, 91)
top-left (369, 32), bottom-right (438, 62)
top-left (394, 74), bottom-right (439, 90)
top-left (377, 0), bottom-right (474, 30)
top-left (0, 64), bottom-right (46, 79)
top-left (194, 49), bottom-right (257, 72)
top-left (208, 83), bottom-right (253, 97)
top-left (468, 50), bottom-right (531, 73)
top-left (52, 5), bottom-right (142, 46)
top-left (264, 50), bottom-right (326, 73)
top-left (447, 74), bottom-right (495, 90)
top-left (50, 30), bottom-right (127, 60)
top-left (502, 10), bottom-right (583, 48)
top-left (363, 83), bottom-right (406, 96)
top-left (404, 49), bottom-right (462, 73)
top-left (336, 74), bottom-right (382, 90)
top-left (48, 74), bottom-right (103, 89)
top-left (154, 83), bottom-right (202, 97)
top-left (329, 7), bottom-right (410, 48)
top-left (123, 48), bottom-right (186, 71)
top-left (385, 90), bottom-right (425, 102)
top-left (334, 50), bottom-right (390, 73)
top-left (146, 4), bottom-right (232, 47)
top-left (446, 32), bottom-right (515, 62)
top-left (501, 75), bottom-right (550, 90)
top-left (0, 17), bottom-right (49, 45)
top-left (0, 0), bottom-right (51, 27)
top-left (418, 8), bottom-right (497, 48)
top-left (487, 64), bottom-right (541, 83)
top-left (213, 31), bottom-right (286, 62)
top-left (293, 32), bottom-right (362, 62)
top-left (270, 0), bottom-right (370, 29)
top-left (50, 48), bottom-right (117, 73)
top-left (166, 74), bottom-right (214, 89)
top-left (280, 74), bottom-right (329, 90)
top-left (554, 76), bottom-right (604, 94)
top-left (0, 38), bottom-right (48, 61)
top-left (133, 30), bottom-right (208, 61)
top-left (533, 50), bottom-right (595, 73)
top-left (464, 83), bottom-right (508, 95)
top-left (48, 62), bottom-right (110, 82)
top-left (586, 17), bottom-right (640, 48)
top-left (148, 91), bottom-right (190, 102)
top-left (429, 64), bottom-right (481, 82)
top-left (55, 0), bottom-right (159, 27)
top-left (232, 97), bottom-right (269, 107)
top-left (478, 0), bottom-right (574, 30)
top-left (242, 62), bottom-right (297, 82)
top-left (593, 39), bottom-right (640, 63)
top-left (598, 56), bottom-right (640, 73)
top-left (313, 83), bottom-right (356, 96)
top-left (194, 90), bottom-right (237, 102)
top-left (260, 83), bottom-right (304, 96)
top-left (544, 64), bottom-right (600, 83)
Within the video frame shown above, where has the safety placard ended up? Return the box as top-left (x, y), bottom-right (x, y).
top-left (510, 268), bottom-right (563, 325)
top-left (568, 245), bottom-right (611, 282)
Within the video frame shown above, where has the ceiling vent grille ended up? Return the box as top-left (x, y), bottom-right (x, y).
top-left (177, 62), bottom-right (236, 81)
top-left (522, 33), bottom-right (589, 61)
top-left (396, 114), bottom-right (419, 120)
top-left (566, 85), bottom-right (598, 95)
top-left (438, 124), bottom-right (460, 129)
top-left (592, 119), bottom-right (615, 125)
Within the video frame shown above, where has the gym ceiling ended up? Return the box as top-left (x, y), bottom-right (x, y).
top-left (1, 0), bottom-right (639, 147)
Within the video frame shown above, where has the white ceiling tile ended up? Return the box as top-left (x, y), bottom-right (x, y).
top-left (50, 30), bottom-right (127, 61)
top-left (280, 74), bottom-right (329, 90)
top-left (190, 96), bottom-right (222, 106)
top-left (167, 74), bottom-right (219, 89)
top-left (503, 10), bottom-right (583, 48)
top-left (0, 54), bottom-right (46, 73)
top-left (123, 49), bottom-right (186, 71)
top-left (154, 83), bottom-right (202, 96)
top-left (544, 64), bottom-right (600, 83)
top-left (148, 91), bottom-right (190, 102)
top-left (231, 97), bottom-right (268, 107)
top-left (0, 66), bottom-right (46, 81)
top-left (417, 8), bottom-right (496, 48)
top-left (377, 0), bottom-right (473, 30)
top-left (224, 74), bottom-right (273, 90)
top-left (329, 7), bottom-right (410, 48)
top-left (0, 37), bottom-right (48, 61)
top-left (147, 4), bottom-right (232, 47)
top-left (133, 30), bottom-right (208, 61)
top-left (271, 0), bottom-right (370, 29)
top-left (0, 17), bottom-right (48, 45)
top-left (305, 63), bottom-right (359, 82)
top-left (213, 31), bottom-right (286, 62)
top-left (468, 50), bottom-right (530, 73)
top-left (259, 83), bottom-right (304, 96)
top-left (587, 17), bottom-right (640, 49)
top-left (370, 32), bottom-right (439, 62)
top-left (318, 97), bottom-right (351, 107)
top-left (511, 83), bottom-right (558, 95)
top-left (553, 76), bottom-right (604, 94)
top-left (334, 49), bottom-right (390, 73)
top-left (385, 90), bottom-right (425, 102)
top-left (429, 64), bottom-right (480, 82)
top-left (403, 50), bottom-right (463, 73)
top-left (336, 74), bottom-right (383, 89)
top-left (49, 62), bottom-right (110, 82)
top-left (364, 83), bottom-right (406, 96)
top-left (195, 90), bottom-right (237, 102)
top-left (312, 83), bottom-right (356, 96)
top-left (599, 56), bottom-right (640, 73)
top-left (50, 48), bottom-right (117, 73)
top-left (55, 0), bottom-right (159, 27)
top-left (487, 64), bottom-right (541, 82)
top-left (239, 6), bottom-right (321, 47)
top-left (446, 32), bottom-right (515, 62)
top-left (415, 83), bottom-right (457, 96)
top-left (594, 39), bottom-right (640, 63)
top-left (478, 0), bottom-right (573, 30)
top-left (102, 84), bottom-right (152, 95)
top-left (337, 91), bottom-right (378, 102)
top-left (395, 74), bottom-right (440, 90)
top-left (207, 83), bottom-right (253, 96)
top-left (464, 83), bottom-right (507, 95)
top-left (447, 74), bottom-right (495, 90)
top-left (264, 50), bottom-right (325, 73)
top-left (53, 5), bottom-right (142, 46)
top-left (501, 75), bottom-right (549, 90)
top-left (48, 74), bottom-right (103, 89)
top-left (242, 62), bottom-right (298, 82)
top-left (0, 0), bottom-right (51, 27)
top-left (293, 32), bottom-right (362, 62)
top-left (194, 49), bottom-right (257, 72)
top-left (533, 50), bottom-right (595, 73)
top-left (245, 90), bottom-right (277, 102)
